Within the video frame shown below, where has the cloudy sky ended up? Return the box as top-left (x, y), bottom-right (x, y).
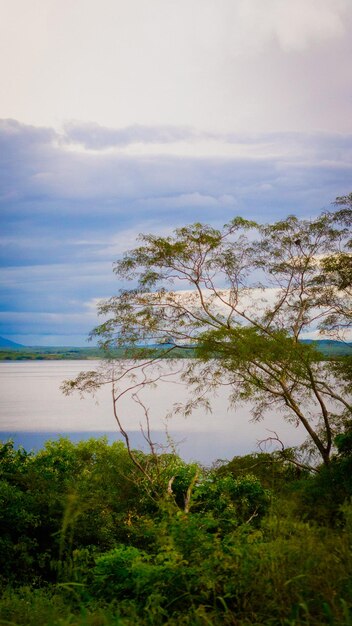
top-left (1, 0), bottom-right (351, 346)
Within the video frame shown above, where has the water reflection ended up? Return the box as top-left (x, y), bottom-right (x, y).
top-left (0, 360), bottom-right (305, 463)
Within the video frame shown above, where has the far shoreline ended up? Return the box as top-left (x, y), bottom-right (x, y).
top-left (0, 339), bottom-right (351, 361)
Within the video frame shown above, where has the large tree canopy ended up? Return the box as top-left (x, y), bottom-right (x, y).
top-left (65, 199), bottom-right (352, 468)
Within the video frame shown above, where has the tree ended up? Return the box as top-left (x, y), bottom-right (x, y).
top-left (65, 203), bottom-right (352, 469)
top-left (314, 194), bottom-right (352, 339)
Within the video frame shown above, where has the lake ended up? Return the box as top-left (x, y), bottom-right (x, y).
top-left (0, 360), bottom-right (306, 464)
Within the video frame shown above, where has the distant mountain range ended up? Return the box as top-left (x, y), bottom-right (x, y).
top-left (0, 336), bottom-right (24, 348)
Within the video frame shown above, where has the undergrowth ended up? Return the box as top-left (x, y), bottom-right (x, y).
top-left (1, 438), bottom-right (352, 625)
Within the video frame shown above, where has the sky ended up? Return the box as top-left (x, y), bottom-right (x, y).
top-left (0, 0), bottom-right (351, 346)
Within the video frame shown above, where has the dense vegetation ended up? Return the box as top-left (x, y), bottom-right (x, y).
top-left (1, 435), bottom-right (352, 625)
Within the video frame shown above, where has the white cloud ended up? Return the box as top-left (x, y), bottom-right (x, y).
top-left (0, 1), bottom-right (351, 133)
top-left (224, 0), bottom-right (348, 54)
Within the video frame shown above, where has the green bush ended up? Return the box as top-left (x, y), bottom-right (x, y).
top-left (296, 425), bottom-right (352, 524)
top-left (217, 451), bottom-right (306, 490)
top-left (192, 473), bottom-right (271, 530)
top-left (0, 438), bottom-right (153, 582)
top-left (2, 437), bottom-right (352, 625)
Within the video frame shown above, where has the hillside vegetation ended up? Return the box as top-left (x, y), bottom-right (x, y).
top-left (1, 435), bottom-right (352, 625)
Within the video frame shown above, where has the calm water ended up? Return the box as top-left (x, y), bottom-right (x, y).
top-left (0, 360), bottom-right (305, 464)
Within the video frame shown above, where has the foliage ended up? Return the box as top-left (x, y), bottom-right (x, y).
top-left (65, 204), bottom-right (352, 469)
top-left (191, 473), bottom-right (270, 527)
top-left (216, 451), bottom-right (307, 490)
top-left (297, 421), bottom-right (352, 524)
top-left (0, 438), bottom-right (147, 582)
top-left (2, 438), bottom-right (352, 624)
top-left (314, 195), bottom-right (352, 358)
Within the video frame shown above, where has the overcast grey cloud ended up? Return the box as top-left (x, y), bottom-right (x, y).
top-left (63, 122), bottom-right (198, 150)
top-left (0, 119), bottom-right (351, 344)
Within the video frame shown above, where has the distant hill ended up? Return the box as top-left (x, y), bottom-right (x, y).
top-left (0, 336), bottom-right (24, 348)
top-left (301, 339), bottom-right (352, 356)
